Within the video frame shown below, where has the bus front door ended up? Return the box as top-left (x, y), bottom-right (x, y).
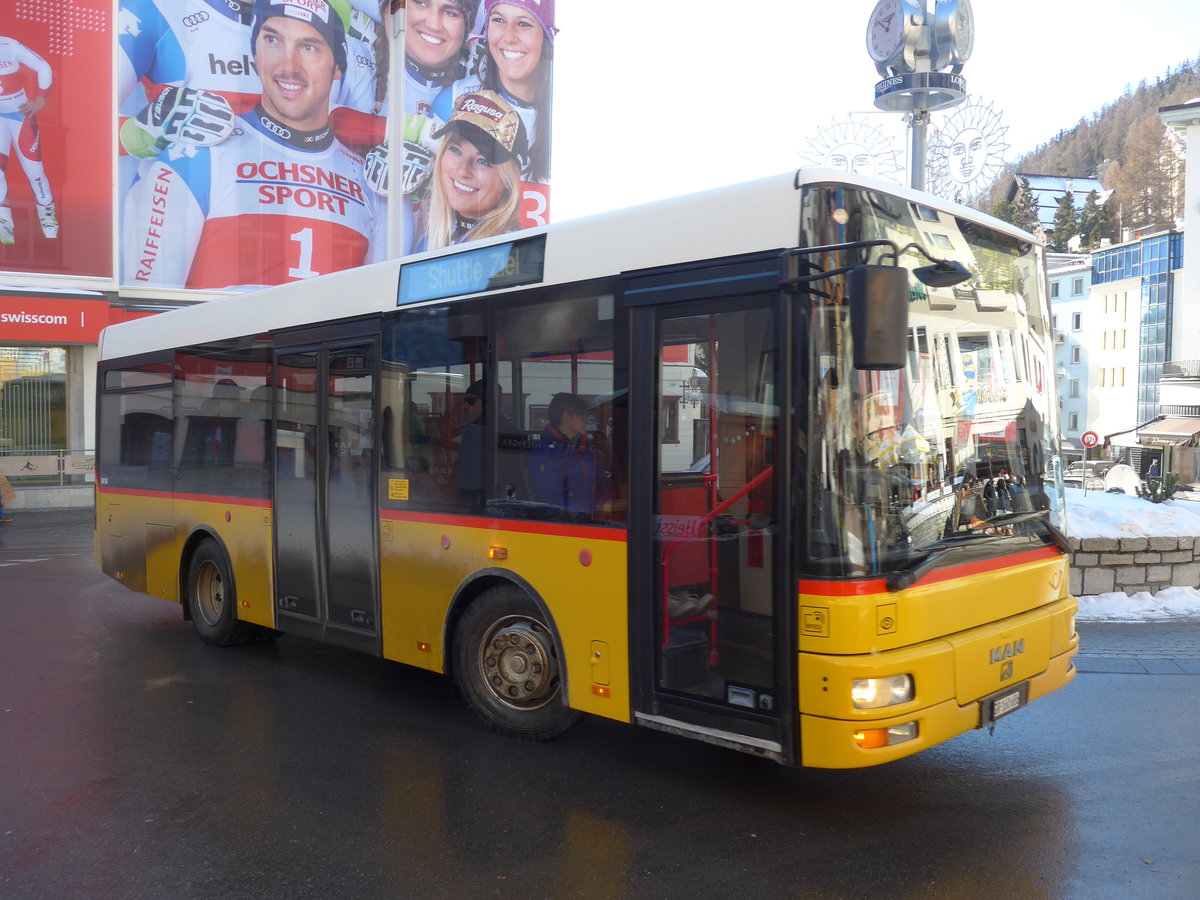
top-left (632, 296), bottom-right (791, 762)
top-left (273, 336), bottom-right (380, 654)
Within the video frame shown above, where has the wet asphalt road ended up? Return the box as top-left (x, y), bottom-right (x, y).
top-left (1, 510), bottom-right (1198, 899)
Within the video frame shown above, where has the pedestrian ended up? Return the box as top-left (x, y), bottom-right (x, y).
top-left (1148, 457), bottom-right (1161, 478)
top-left (982, 476), bottom-right (997, 516)
top-left (996, 474), bottom-right (1011, 513)
top-left (0, 471), bottom-right (14, 522)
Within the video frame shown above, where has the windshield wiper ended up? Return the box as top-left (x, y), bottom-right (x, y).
top-left (967, 509), bottom-right (1072, 552)
top-left (885, 534), bottom-right (1008, 592)
top-left (886, 510), bottom-right (1067, 592)
top-left (983, 510), bottom-right (1049, 528)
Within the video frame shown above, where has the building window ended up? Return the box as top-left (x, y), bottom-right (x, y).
top-left (1072, 277), bottom-right (1083, 295)
top-left (1071, 346), bottom-right (1081, 364)
top-left (1069, 412), bottom-right (1079, 430)
top-left (1069, 379), bottom-right (1079, 398)
top-left (1050, 282), bottom-right (1060, 298)
top-left (929, 233), bottom-right (952, 248)
top-left (0, 346), bottom-right (70, 480)
top-left (1072, 312), bottom-right (1082, 330)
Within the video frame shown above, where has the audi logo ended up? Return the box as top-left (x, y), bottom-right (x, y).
top-left (182, 11), bottom-right (210, 27)
top-left (259, 115), bottom-right (291, 140)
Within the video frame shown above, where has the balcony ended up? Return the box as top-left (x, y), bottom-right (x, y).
top-left (1162, 360), bottom-right (1200, 379)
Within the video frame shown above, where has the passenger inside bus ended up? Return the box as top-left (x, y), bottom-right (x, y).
top-left (527, 392), bottom-right (613, 519)
top-left (455, 378), bottom-right (527, 511)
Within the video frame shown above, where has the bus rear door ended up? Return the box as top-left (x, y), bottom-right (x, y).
top-left (273, 325), bottom-right (381, 654)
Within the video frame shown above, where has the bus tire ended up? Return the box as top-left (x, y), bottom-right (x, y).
top-left (454, 585), bottom-right (580, 740)
top-left (186, 539), bottom-right (259, 647)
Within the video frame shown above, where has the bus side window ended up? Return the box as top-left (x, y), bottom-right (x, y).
top-left (498, 292), bottom-right (624, 524)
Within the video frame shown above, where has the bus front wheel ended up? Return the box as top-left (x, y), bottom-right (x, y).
top-left (454, 585), bottom-right (581, 740)
top-left (186, 539), bottom-right (261, 647)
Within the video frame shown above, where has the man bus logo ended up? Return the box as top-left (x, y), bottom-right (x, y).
top-left (990, 639), bottom-right (1024, 683)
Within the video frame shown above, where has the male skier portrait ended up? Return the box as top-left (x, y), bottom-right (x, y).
top-left (0, 33), bottom-right (58, 243)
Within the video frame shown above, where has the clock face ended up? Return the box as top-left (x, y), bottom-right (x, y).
top-left (953, 0), bottom-right (974, 60)
top-left (933, 0), bottom-right (975, 68)
top-left (867, 0), bottom-right (906, 64)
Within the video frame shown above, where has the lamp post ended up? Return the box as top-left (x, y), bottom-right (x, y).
top-left (866, 0), bottom-right (973, 191)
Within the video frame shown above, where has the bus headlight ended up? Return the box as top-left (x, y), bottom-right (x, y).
top-left (851, 674), bottom-right (914, 709)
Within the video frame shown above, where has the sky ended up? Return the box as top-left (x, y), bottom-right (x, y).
top-left (1066, 488), bottom-right (1200, 621)
top-left (551, 0), bottom-right (1200, 220)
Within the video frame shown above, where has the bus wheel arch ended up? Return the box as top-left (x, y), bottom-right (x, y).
top-left (450, 578), bottom-right (581, 740)
top-left (182, 533), bottom-right (262, 646)
top-left (179, 528), bottom-right (224, 622)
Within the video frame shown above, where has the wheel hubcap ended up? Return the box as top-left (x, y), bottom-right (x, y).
top-left (478, 615), bottom-right (558, 710)
top-left (195, 560), bottom-right (224, 625)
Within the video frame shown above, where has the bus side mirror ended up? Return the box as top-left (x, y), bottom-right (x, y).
top-left (848, 264), bottom-right (910, 371)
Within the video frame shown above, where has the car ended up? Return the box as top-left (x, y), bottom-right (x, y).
top-left (1063, 460), bottom-right (1115, 491)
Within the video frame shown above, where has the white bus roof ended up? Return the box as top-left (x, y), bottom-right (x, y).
top-left (99, 168), bottom-right (1036, 362)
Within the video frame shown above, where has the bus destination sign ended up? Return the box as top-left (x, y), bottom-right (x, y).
top-left (397, 235), bottom-right (547, 306)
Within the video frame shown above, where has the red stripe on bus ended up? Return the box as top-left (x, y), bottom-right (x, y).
top-left (96, 487), bottom-right (271, 508)
top-left (380, 508), bottom-right (628, 542)
top-left (799, 546), bottom-right (1063, 596)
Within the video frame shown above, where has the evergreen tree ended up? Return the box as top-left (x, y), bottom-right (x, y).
top-left (1050, 191), bottom-right (1078, 250)
top-left (1012, 176), bottom-right (1041, 233)
top-left (1077, 189), bottom-right (1111, 249)
top-left (990, 199), bottom-right (1017, 225)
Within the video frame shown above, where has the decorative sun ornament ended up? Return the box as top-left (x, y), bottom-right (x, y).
top-left (799, 115), bottom-right (904, 184)
top-left (927, 97), bottom-right (1009, 201)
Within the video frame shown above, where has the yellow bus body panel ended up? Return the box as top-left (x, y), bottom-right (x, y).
top-left (797, 547), bottom-right (1078, 768)
top-left (173, 496), bottom-right (276, 629)
top-left (379, 516), bottom-right (631, 723)
top-left (96, 489), bottom-right (277, 630)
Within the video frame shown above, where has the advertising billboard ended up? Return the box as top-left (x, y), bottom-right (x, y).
top-left (118, 0), bottom-right (390, 291)
top-left (0, 2), bottom-right (113, 279)
top-left (402, 0), bottom-right (555, 254)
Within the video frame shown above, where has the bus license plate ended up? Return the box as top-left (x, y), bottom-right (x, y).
top-left (981, 683), bottom-right (1028, 725)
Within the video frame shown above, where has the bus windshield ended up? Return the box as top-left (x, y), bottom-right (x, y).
top-left (802, 186), bottom-right (1065, 578)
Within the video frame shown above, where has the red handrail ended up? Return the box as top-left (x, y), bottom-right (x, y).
top-left (659, 465), bottom-right (775, 648)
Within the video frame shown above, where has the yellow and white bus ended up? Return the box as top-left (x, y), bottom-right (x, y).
top-left (96, 170), bottom-right (1077, 768)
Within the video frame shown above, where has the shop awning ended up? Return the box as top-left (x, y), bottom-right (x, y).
top-left (1137, 417), bottom-right (1200, 446)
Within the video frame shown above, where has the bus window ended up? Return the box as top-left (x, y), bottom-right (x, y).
top-left (381, 303), bottom-right (493, 513)
top-left (175, 341), bottom-right (272, 499)
top-left (500, 293), bottom-right (623, 524)
top-left (98, 361), bottom-right (173, 491)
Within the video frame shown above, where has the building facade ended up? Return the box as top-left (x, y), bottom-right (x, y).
top-left (1048, 253), bottom-right (1094, 463)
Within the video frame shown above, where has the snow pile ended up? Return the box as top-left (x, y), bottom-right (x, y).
top-left (1065, 487), bottom-right (1200, 621)
top-left (1064, 487), bottom-right (1200, 538)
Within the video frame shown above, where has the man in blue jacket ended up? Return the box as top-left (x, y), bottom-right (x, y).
top-left (528, 392), bottom-right (611, 520)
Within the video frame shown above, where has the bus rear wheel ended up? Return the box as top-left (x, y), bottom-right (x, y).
top-left (454, 585), bottom-right (580, 740)
top-left (186, 539), bottom-right (262, 647)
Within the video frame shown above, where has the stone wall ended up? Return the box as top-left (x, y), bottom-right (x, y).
top-left (1068, 536), bottom-right (1200, 597)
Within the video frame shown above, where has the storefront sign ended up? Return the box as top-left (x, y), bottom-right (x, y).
top-left (0, 295), bottom-right (150, 343)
